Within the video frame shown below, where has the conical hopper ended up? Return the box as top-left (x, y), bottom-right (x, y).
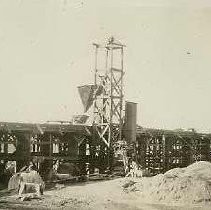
top-left (78, 85), bottom-right (102, 113)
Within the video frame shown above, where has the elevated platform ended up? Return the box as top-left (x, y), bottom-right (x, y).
top-left (0, 121), bottom-right (210, 177)
top-left (0, 122), bottom-right (91, 135)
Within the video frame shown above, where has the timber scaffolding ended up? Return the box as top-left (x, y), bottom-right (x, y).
top-left (0, 122), bottom-right (110, 179)
top-left (0, 121), bottom-right (211, 178)
top-left (136, 127), bottom-right (211, 175)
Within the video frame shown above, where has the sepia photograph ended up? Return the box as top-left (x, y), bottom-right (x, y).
top-left (0, 0), bottom-right (211, 209)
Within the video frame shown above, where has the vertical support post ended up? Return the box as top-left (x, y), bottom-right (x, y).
top-left (162, 134), bottom-right (166, 173)
top-left (16, 131), bottom-right (31, 171)
top-left (49, 133), bottom-right (52, 158)
top-left (120, 47), bottom-right (124, 142)
top-left (39, 133), bottom-right (53, 180)
top-left (109, 47), bottom-right (113, 147)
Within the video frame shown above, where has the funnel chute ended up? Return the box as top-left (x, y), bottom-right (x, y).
top-left (78, 85), bottom-right (102, 112)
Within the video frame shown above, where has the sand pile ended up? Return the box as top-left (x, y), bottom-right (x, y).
top-left (122, 161), bottom-right (211, 204)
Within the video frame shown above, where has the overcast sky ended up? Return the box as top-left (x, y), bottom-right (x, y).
top-left (0, 0), bottom-right (211, 132)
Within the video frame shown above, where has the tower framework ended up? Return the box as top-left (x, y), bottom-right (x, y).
top-left (93, 37), bottom-right (125, 149)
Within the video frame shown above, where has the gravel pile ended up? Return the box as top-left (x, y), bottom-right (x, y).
top-left (122, 161), bottom-right (211, 204)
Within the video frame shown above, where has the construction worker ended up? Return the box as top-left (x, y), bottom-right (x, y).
top-left (131, 159), bottom-right (138, 177)
top-left (125, 158), bottom-right (139, 177)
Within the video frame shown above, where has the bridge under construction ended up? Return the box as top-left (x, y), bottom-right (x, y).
top-left (0, 38), bottom-right (211, 180)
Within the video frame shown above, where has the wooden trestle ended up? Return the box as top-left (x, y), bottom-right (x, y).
top-left (0, 122), bottom-right (109, 179)
top-left (0, 122), bottom-right (210, 178)
top-left (136, 128), bottom-right (211, 175)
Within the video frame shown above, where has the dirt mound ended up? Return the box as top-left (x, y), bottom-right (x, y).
top-left (123, 161), bottom-right (211, 204)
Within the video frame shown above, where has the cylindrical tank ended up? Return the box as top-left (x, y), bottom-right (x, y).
top-left (124, 101), bottom-right (137, 143)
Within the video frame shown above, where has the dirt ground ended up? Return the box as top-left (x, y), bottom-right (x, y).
top-left (0, 178), bottom-right (211, 210)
